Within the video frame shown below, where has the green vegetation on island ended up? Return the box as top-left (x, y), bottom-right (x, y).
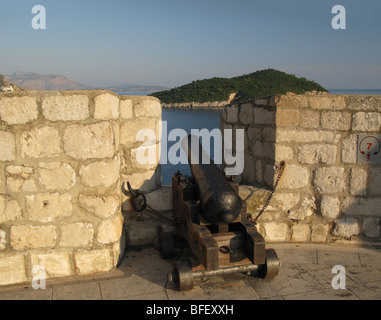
top-left (150, 69), bottom-right (328, 103)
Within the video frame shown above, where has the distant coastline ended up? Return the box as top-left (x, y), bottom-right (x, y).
top-left (117, 89), bottom-right (381, 109)
top-left (116, 92), bottom-right (230, 108)
top-left (160, 101), bottom-right (227, 109)
top-left (116, 91), bottom-right (157, 96)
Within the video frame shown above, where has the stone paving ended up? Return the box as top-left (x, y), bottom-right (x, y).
top-left (1, 243), bottom-right (381, 300)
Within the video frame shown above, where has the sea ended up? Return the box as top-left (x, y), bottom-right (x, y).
top-left (118, 89), bottom-right (380, 185)
top-left (160, 108), bottom-right (222, 185)
top-left (329, 89), bottom-right (381, 95)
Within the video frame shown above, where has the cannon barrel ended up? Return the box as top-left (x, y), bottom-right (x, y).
top-left (181, 135), bottom-right (242, 224)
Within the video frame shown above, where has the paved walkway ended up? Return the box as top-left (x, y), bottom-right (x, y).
top-left (1, 243), bottom-right (381, 300)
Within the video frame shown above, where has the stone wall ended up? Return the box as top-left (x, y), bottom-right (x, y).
top-left (0, 90), bottom-right (161, 286)
top-left (221, 93), bottom-right (381, 245)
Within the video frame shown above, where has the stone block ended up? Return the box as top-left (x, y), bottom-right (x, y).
top-left (122, 169), bottom-right (159, 193)
top-left (39, 162), bottom-right (76, 191)
top-left (341, 135), bottom-right (357, 164)
top-left (252, 141), bottom-right (273, 158)
top-left (0, 131), bottom-right (16, 161)
top-left (239, 185), bottom-right (270, 213)
top-left (113, 121), bottom-right (120, 147)
top-left (79, 156), bottom-right (119, 187)
top-left (239, 103), bottom-right (254, 124)
top-left (276, 109), bottom-right (300, 126)
top-left (273, 95), bottom-right (309, 108)
top-left (10, 225), bottom-right (57, 250)
top-left (74, 249), bottom-right (113, 275)
top-left (78, 194), bottom-right (119, 218)
top-left (288, 195), bottom-right (316, 221)
top-left (352, 112), bottom-right (381, 131)
top-left (0, 254), bottom-right (27, 285)
top-left (254, 108), bottom-right (275, 125)
top-left (313, 167), bottom-right (346, 194)
top-left (42, 94), bottom-right (89, 121)
top-left (130, 143), bottom-right (160, 169)
top-left (297, 144), bottom-right (337, 164)
top-left (241, 154), bottom-right (255, 184)
top-left (291, 224), bottom-right (310, 242)
top-left (321, 196), bottom-right (341, 219)
top-left (321, 111), bottom-right (351, 130)
top-left (94, 93), bottom-right (120, 119)
top-left (0, 195), bottom-right (21, 223)
top-left (120, 98), bottom-right (133, 119)
top-left (262, 222), bottom-right (289, 242)
top-left (276, 129), bottom-right (335, 143)
top-left (278, 165), bottom-right (310, 189)
top-left (349, 168), bottom-right (367, 196)
top-left (308, 96), bottom-right (346, 110)
top-left (6, 165), bottom-right (37, 192)
top-left (59, 223), bottom-right (94, 247)
top-left (332, 218), bottom-right (360, 239)
top-left (299, 110), bottom-right (320, 128)
top-left (369, 168), bottom-right (381, 196)
top-left (125, 219), bottom-right (159, 247)
top-left (97, 213), bottom-right (124, 244)
top-left (0, 230), bottom-right (6, 250)
top-left (247, 127), bottom-right (262, 142)
top-left (263, 164), bottom-right (277, 186)
top-left (311, 224), bottom-right (329, 242)
top-left (63, 122), bottom-right (115, 160)
top-left (21, 126), bottom-right (61, 158)
top-left (120, 119), bottom-right (157, 147)
top-left (30, 252), bottom-right (72, 278)
top-left (0, 96), bottom-right (38, 124)
top-left (145, 186), bottom-right (173, 212)
top-left (134, 99), bottom-right (161, 118)
top-left (346, 96), bottom-right (381, 111)
top-left (112, 241), bottom-right (122, 266)
top-left (262, 127), bottom-right (275, 141)
top-left (265, 192), bottom-right (300, 212)
top-left (255, 159), bottom-right (263, 183)
top-left (342, 197), bottom-right (381, 217)
top-left (225, 105), bottom-right (239, 123)
top-left (26, 192), bottom-right (72, 223)
top-left (362, 218), bottom-right (380, 238)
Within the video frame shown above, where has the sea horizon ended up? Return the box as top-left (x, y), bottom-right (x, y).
top-left (328, 89), bottom-right (381, 95)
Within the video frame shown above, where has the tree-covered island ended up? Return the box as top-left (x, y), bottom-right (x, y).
top-left (150, 69), bottom-right (328, 104)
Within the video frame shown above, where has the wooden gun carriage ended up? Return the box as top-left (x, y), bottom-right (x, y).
top-left (157, 135), bottom-right (280, 291)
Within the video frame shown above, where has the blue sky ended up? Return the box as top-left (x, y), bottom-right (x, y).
top-left (1, 0), bottom-right (380, 89)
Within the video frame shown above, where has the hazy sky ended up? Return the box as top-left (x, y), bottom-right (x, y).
top-left (1, 0), bottom-right (380, 89)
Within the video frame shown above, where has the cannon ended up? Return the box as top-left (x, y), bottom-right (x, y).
top-left (157, 135), bottom-right (280, 291)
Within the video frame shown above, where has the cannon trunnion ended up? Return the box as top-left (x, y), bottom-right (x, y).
top-left (157, 136), bottom-right (280, 291)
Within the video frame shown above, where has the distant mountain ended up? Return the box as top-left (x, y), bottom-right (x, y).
top-left (150, 69), bottom-right (328, 103)
top-left (4, 72), bottom-right (169, 93)
top-left (105, 83), bottom-right (169, 93)
top-left (5, 72), bottom-right (90, 91)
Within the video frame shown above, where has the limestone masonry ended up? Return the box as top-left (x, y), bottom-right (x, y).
top-left (221, 94), bottom-right (381, 245)
top-left (0, 90), bottom-right (161, 286)
top-left (1, 90), bottom-right (381, 287)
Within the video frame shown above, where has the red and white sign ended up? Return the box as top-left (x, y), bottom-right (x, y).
top-left (357, 135), bottom-right (381, 164)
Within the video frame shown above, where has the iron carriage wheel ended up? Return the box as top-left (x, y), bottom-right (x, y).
top-left (168, 260), bottom-right (194, 291)
top-left (257, 248), bottom-right (280, 279)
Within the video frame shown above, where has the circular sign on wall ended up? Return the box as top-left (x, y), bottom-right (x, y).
top-left (357, 135), bottom-right (381, 164)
